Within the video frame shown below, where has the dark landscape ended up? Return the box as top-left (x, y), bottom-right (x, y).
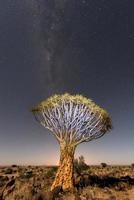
top-left (0, 161), bottom-right (134, 200)
top-left (1, 1), bottom-right (134, 199)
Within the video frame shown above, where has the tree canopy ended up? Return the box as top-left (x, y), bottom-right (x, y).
top-left (32, 93), bottom-right (112, 145)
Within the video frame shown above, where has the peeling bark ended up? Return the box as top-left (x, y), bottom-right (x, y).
top-left (51, 142), bottom-right (76, 191)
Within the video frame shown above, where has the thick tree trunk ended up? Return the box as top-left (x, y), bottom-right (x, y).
top-left (51, 142), bottom-right (76, 191)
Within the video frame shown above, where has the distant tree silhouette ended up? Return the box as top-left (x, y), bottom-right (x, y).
top-left (32, 93), bottom-right (112, 191)
top-left (101, 163), bottom-right (107, 168)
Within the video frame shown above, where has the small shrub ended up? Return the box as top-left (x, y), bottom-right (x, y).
top-left (20, 171), bottom-right (33, 179)
top-left (2, 176), bottom-right (9, 181)
top-left (45, 167), bottom-right (57, 178)
top-left (131, 163), bottom-right (134, 168)
top-left (74, 156), bottom-right (89, 174)
top-left (11, 164), bottom-right (17, 168)
top-left (115, 182), bottom-right (129, 191)
top-left (4, 168), bottom-right (13, 174)
top-left (18, 167), bottom-right (23, 173)
top-left (0, 176), bottom-right (9, 187)
top-left (101, 163), bottom-right (107, 168)
top-left (51, 166), bottom-right (58, 172)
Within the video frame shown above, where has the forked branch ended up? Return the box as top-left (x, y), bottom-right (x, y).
top-left (32, 93), bottom-right (112, 145)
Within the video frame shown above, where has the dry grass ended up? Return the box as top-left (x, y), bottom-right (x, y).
top-left (0, 165), bottom-right (134, 200)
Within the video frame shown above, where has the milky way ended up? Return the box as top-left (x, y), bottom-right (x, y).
top-left (27, 0), bottom-right (72, 95)
top-left (0, 0), bottom-right (134, 165)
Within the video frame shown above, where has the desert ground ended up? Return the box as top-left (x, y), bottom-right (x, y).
top-left (0, 164), bottom-right (134, 200)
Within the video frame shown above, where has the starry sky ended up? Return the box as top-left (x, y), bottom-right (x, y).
top-left (0, 0), bottom-right (134, 165)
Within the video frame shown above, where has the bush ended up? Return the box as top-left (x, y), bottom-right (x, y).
top-left (74, 155), bottom-right (89, 174)
top-left (20, 171), bottom-right (33, 179)
top-left (131, 163), bottom-right (134, 168)
top-left (51, 166), bottom-right (58, 173)
top-left (0, 176), bottom-right (9, 187)
top-left (4, 168), bottom-right (13, 174)
top-left (45, 167), bottom-right (57, 178)
top-left (11, 164), bottom-right (17, 168)
top-left (101, 163), bottom-right (107, 168)
top-left (115, 182), bottom-right (129, 191)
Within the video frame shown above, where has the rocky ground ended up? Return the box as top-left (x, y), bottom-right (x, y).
top-left (0, 165), bottom-right (134, 200)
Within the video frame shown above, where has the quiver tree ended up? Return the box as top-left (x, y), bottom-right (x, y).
top-left (31, 93), bottom-right (112, 191)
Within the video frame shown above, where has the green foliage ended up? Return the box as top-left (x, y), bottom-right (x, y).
top-left (20, 171), bottom-right (33, 179)
top-left (4, 168), bottom-right (13, 174)
top-left (45, 167), bottom-right (58, 178)
top-left (51, 166), bottom-right (58, 172)
top-left (74, 155), bottom-right (89, 174)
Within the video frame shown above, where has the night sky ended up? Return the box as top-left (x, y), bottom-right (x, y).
top-left (0, 0), bottom-right (134, 165)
